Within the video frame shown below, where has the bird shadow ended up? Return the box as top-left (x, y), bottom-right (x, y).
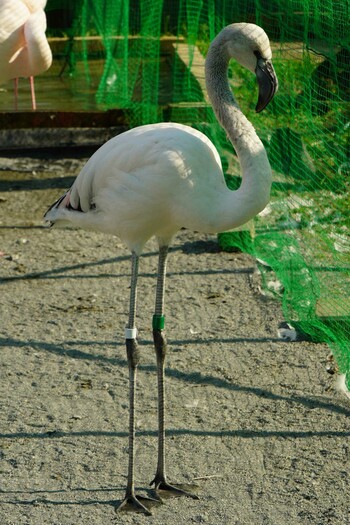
top-left (0, 487), bottom-right (164, 513)
top-left (0, 486), bottom-right (123, 509)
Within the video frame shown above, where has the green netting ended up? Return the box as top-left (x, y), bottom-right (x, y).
top-left (45, 0), bottom-right (350, 388)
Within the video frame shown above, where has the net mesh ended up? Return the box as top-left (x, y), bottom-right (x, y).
top-left (45, 0), bottom-right (349, 387)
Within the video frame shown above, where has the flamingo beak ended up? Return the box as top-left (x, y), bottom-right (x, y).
top-left (255, 58), bottom-right (278, 113)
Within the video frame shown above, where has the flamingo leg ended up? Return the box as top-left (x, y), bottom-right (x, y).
top-left (29, 76), bottom-right (36, 110)
top-left (150, 246), bottom-right (199, 500)
top-left (117, 251), bottom-right (159, 516)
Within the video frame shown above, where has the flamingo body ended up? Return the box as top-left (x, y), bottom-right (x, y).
top-left (46, 122), bottom-right (240, 253)
top-left (46, 119), bottom-right (271, 254)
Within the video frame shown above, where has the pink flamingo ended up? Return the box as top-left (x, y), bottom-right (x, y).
top-left (0, 0), bottom-right (52, 110)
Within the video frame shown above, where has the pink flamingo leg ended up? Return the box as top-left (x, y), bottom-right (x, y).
top-left (29, 76), bottom-right (36, 110)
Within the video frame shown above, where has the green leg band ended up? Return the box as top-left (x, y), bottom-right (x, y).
top-left (152, 314), bottom-right (165, 330)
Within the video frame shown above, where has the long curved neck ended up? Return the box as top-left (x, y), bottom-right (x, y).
top-left (205, 34), bottom-right (272, 228)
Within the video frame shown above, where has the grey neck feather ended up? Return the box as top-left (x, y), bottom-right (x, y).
top-left (205, 34), bottom-right (260, 150)
top-left (204, 30), bottom-right (272, 226)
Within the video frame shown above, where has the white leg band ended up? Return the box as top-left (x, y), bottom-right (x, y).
top-left (125, 327), bottom-right (137, 339)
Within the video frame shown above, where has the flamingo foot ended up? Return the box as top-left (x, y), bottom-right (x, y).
top-left (151, 475), bottom-right (199, 500)
top-left (116, 491), bottom-right (161, 516)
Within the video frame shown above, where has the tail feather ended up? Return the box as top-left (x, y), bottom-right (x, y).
top-left (44, 191), bottom-right (69, 217)
top-left (44, 190), bottom-right (83, 225)
top-left (44, 190), bottom-right (83, 227)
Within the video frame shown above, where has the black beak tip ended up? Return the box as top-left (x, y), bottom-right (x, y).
top-left (255, 93), bottom-right (272, 113)
top-left (255, 82), bottom-right (277, 113)
top-left (255, 59), bottom-right (278, 113)
top-left (255, 100), bottom-right (265, 113)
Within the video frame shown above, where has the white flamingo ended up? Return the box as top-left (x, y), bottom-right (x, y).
top-left (45, 23), bottom-right (278, 515)
top-left (0, 0), bottom-right (52, 110)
